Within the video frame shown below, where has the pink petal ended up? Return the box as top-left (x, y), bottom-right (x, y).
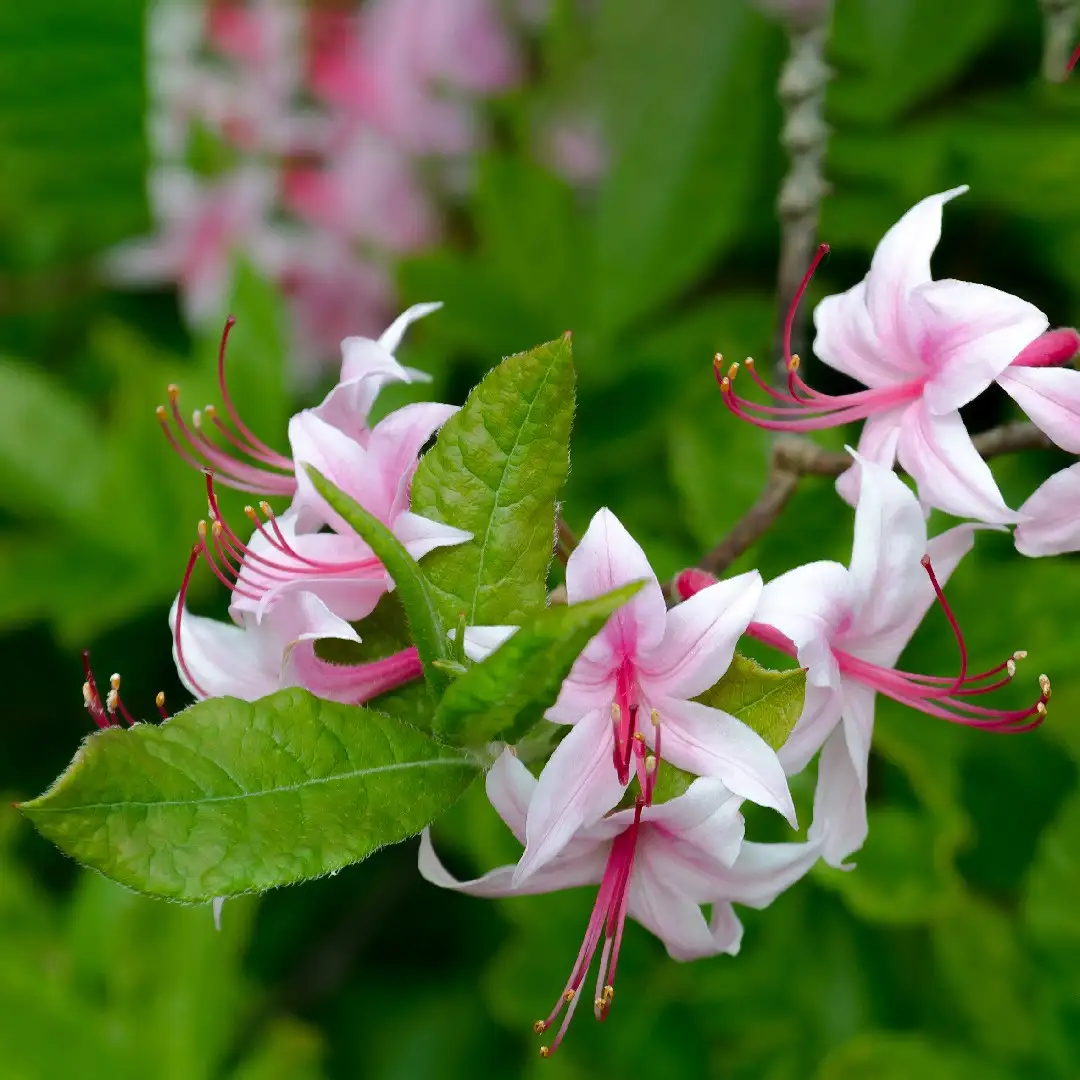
top-left (839, 679), bottom-right (876, 789)
top-left (717, 832), bottom-right (826, 907)
top-left (418, 830), bottom-right (605, 898)
top-left (708, 903), bottom-right (745, 955)
top-left (378, 301), bottom-right (443, 353)
top-left (865, 186), bottom-right (967, 348)
top-left (998, 366), bottom-right (1080, 454)
top-left (755, 560), bottom-right (852, 691)
top-left (1015, 462), bottom-right (1080, 556)
top-left (288, 646), bottom-right (422, 705)
top-left (813, 281), bottom-right (922, 388)
top-left (514, 706), bottom-right (626, 884)
top-left (811, 723), bottom-right (867, 868)
top-left (545, 661), bottom-right (616, 724)
top-left (637, 570), bottom-right (762, 700)
top-left (649, 697), bottom-right (797, 827)
top-left (777, 683), bottom-right (842, 774)
top-left (565, 508), bottom-right (667, 664)
top-left (915, 279), bottom-right (1048, 414)
top-left (485, 750), bottom-right (536, 845)
top-left (393, 510), bottom-right (472, 560)
top-left (625, 866), bottom-right (718, 961)
top-left (288, 410), bottom-right (376, 532)
top-left (835, 404), bottom-right (906, 505)
top-left (896, 404), bottom-right (1018, 524)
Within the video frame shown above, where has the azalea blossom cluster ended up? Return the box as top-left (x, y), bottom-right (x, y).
top-left (106, 0), bottom-right (521, 372)
top-left (106, 0), bottom-right (605, 376)
top-left (718, 186), bottom-right (1080, 553)
top-left (92, 189), bottom-right (1057, 1055)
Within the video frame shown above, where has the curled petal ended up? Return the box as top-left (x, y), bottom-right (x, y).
top-left (998, 366), bottom-right (1080, 454)
top-left (1015, 462), bottom-right (1080, 557)
top-left (626, 866), bottom-right (719, 962)
top-left (485, 749), bottom-right (536, 845)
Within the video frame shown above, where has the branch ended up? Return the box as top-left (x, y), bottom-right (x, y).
top-left (699, 422), bottom-right (1053, 576)
top-left (1039, 0), bottom-right (1079, 82)
top-left (770, 3), bottom-right (834, 379)
top-left (555, 516), bottom-right (578, 567)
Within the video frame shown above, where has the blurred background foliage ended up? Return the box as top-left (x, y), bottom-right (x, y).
top-left (2, 0), bottom-right (1080, 1076)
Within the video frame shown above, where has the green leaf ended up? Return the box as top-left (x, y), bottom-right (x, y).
top-left (431, 582), bottom-right (644, 747)
top-left (305, 465), bottom-right (450, 697)
top-left (19, 688), bottom-right (478, 902)
top-left (814, 1033), bottom-right (1006, 1080)
top-left (696, 653), bottom-right (806, 751)
top-left (410, 336), bottom-right (575, 626)
top-left (1025, 788), bottom-right (1080, 948)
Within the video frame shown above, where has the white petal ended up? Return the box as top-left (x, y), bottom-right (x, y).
top-left (718, 832), bottom-right (825, 907)
top-left (168, 598), bottom-right (277, 701)
top-left (835, 405), bottom-right (906, 506)
top-left (625, 865), bottom-right (719, 961)
top-left (485, 749), bottom-right (536, 845)
top-left (998, 366), bottom-right (1080, 454)
top-left (565, 508), bottom-right (667, 662)
top-left (393, 510), bottom-right (472, 560)
top-left (915, 279), bottom-right (1048, 414)
top-left (418, 830), bottom-right (604, 898)
top-left (777, 683), bottom-right (843, 774)
top-left (638, 570), bottom-right (762, 700)
top-left (1015, 462), bottom-right (1080, 556)
top-left (708, 903), bottom-right (745, 955)
top-left (896, 405), bottom-right (1018, 524)
top-left (514, 708), bottom-right (626, 884)
top-left (651, 697), bottom-right (797, 827)
top-left (755, 560), bottom-right (852, 690)
top-left (865, 186), bottom-right (968, 347)
top-left (377, 301), bottom-right (443, 354)
top-left (288, 409), bottom-right (375, 532)
top-left (811, 723), bottom-right (868, 868)
top-left (458, 625), bottom-right (519, 662)
top-left (840, 679), bottom-right (877, 790)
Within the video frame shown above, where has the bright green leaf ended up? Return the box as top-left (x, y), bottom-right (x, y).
top-left (410, 336), bottom-right (575, 626)
top-left (432, 582), bottom-right (643, 748)
top-left (20, 688), bottom-right (478, 901)
top-left (696, 653), bottom-right (806, 752)
top-left (305, 465), bottom-right (450, 697)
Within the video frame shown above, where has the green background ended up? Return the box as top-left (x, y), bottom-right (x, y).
top-left (2, 0), bottom-right (1080, 1076)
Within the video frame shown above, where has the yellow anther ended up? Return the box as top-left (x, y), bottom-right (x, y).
top-left (155, 692), bottom-right (166, 709)
top-left (259, 500), bottom-right (273, 516)
top-left (632, 731), bottom-right (646, 743)
top-left (192, 409), bottom-right (203, 428)
top-left (539, 1047), bottom-right (550, 1058)
top-left (1013, 650), bottom-right (1028, 660)
top-left (212, 520), bottom-right (224, 537)
top-left (532, 1020), bottom-right (546, 1034)
top-left (744, 356), bottom-right (756, 368)
top-left (204, 404), bottom-right (218, 420)
top-left (110, 673), bottom-right (122, 690)
top-left (563, 989), bottom-right (575, 1002)
top-left (650, 708), bottom-right (660, 727)
top-left (1040, 674), bottom-right (1052, 699)
top-left (1037, 702), bottom-right (1048, 717)
top-left (610, 702), bottom-right (622, 722)
top-left (1007, 659), bottom-right (1016, 678)
top-left (155, 405), bottom-right (167, 420)
top-left (602, 985), bottom-right (615, 1004)
top-left (167, 383), bottom-right (180, 401)
top-left (712, 352), bottom-right (724, 370)
top-left (106, 689), bottom-right (119, 713)
top-left (197, 520), bottom-right (208, 539)
top-left (727, 361), bottom-right (739, 381)
top-left (82, 682), bottom-right (93, 707)
top-left (645, 754), bottom-right (658, 776)
top-left (788, 354), bottom-right (801, 372)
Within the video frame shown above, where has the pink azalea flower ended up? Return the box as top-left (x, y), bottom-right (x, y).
top-left (996, 328), bottom-right (1080, 453)
top-left (106, 166), bottom-right (282, 325)
top-left (745, 455), bottom-right (1049, 866)
top-left (718, 187), bottom-right (1050, 523)
top-left (512, 508), bottom-right (795, 884)
top-left (1014, 462), bottom-right (1080, 556)
top-left (420, 750), bottom-right (823, 1056)
top-left (170, 584), bottom-right (419, 704)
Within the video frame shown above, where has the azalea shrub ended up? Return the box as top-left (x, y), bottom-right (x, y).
top-left (6, 1), bottom-right (1080, 1078)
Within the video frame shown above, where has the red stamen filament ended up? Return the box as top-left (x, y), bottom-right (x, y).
top-left (1068, 42), bottom-right (1079, 75)
top-left (175, 545), bottom-right (210, 698)
top-left (535, 799), bottom-right (644, 1057)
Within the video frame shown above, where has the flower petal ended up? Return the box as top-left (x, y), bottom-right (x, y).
top-left (650, 697), bottom-right (797, 827)
top-left (378, 300), bottom-right (443, 354)
top-left (708, 903), bottom-right (745, 955)
top-left (393, 510), bottom-right (472, 561)
top-left (839, 680), bottom-right (876, 790)
top-left (811, 723), bottom-right (868, 868)
top-left (626, 864), bottom-right (719, 961)
top-left (287, 646), bottom-right (422, 705)
top-left (777, 683), bottom-right (842, 774)
top-left (485, 749), bottom-right (537, 845)
top-left (565, 508), bottom-right (667, 663)
top-left (459, 624), bottom-right (519, 662)
top-left (514, 707), bottom-right (626, 884)
top-left (865, 186), bottom-right (967, 347)
top-left (998, 366), bottom-right (1080, 454)
top-left (418, 830), bottom-right (605, 898)
top-left (755, 560), bottom-right (852, 690)
top-left (1015, 462), bottom-right (1080, 557)
top-left (835, 404), bottom-right (906, 505)
top-left (717, 832), bottom-right (825, 907)
top-left (637, 570), bottom-right (762, 700)
top-left (288, 409), bottom-right (375, 532)
top-left (915, 279), bottom-right (1048, 414)
top-left (896, 403), bottom-right (1018, 524)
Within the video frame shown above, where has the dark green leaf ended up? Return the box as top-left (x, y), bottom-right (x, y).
top-left (305, 465), bottom-right (450, 697)
top-left (20, 689), bottom-right (478, 901)
top-left (432, 582), bottom-right (643, 747)
top-left (410, 336), bottom-right (575, 626)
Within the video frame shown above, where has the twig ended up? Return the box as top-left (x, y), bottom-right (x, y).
top-left (770, 2), bottom-right (834, 378)
top-left (699, 422), bottom-right (1053, 576)
top-left (555, 515), bottom-right (578, 567)
top-left (1039, 0), bottom-right (1079, 81)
